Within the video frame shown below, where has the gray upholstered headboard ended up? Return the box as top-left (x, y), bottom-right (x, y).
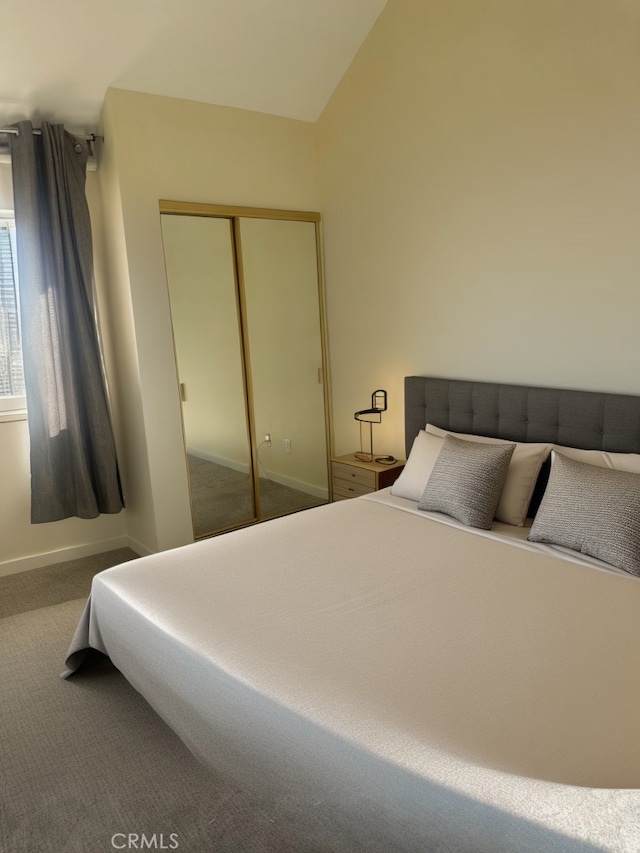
top-left (405, 376), bottom-right (640, 457)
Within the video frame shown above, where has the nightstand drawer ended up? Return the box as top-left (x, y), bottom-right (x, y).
top-left (332, 478), bottom-right (374, 499)
top-left (331, 461), bottom-right (376, 489)
top-left (330, 454), bottom-right (405, 502)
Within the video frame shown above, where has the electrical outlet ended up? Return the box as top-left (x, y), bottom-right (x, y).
top-left (265, 434), bottom-right (271, 447)
top-left (284, 438), bottom-right (292, 453)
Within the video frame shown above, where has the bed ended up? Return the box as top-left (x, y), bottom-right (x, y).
top-left (64, 376), bottom-right (640, 852)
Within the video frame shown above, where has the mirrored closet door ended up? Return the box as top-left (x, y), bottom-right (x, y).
top-left (160, 202), bottom-right (332, 539)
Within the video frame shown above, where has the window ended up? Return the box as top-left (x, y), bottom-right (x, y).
top-left (0, 213), bottom-right (26, 413)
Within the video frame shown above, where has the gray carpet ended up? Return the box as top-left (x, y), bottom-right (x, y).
top-left (0, 602), bottom-right (322, 852)
top-left (0, 548), bottom-right (138, 619)
top-left (0, 551), bottom-right (357, 853)
top-left (188, 455), bottom-right (326, 537)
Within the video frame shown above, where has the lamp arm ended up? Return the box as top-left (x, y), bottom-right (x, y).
top-left (371, 389), bottom-right (387, 412)
top-left (354, 407), bottom-right (382, 423)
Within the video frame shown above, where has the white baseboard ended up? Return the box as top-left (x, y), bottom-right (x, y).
top-left (0, 535), bottom-right (138, 578)
top-left (125, 536), bottom-right (154, 559)
top-left (187, 446), bottom-right (328, 500)
top-left (187, 446), bottom-right (250, 475)
top-left (263, 469), bottom-right (328, 501)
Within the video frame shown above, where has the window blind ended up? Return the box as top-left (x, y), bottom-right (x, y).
top-left (0, 220), bottom-right (25, 398)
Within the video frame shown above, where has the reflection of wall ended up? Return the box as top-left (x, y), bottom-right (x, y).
top-left (241, 218), bottom-right (327, 497)
top-left (161, 215), bottom-right (250, 471)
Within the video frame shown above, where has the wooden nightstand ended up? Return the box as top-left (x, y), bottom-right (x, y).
top-left (331, 454), bottom-right (405, 501)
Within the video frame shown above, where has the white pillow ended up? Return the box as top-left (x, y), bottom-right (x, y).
top-left (391, 431), bottom-right (443, 502)
top-left (552, 445), bottom-right (640, 474)
top-left (392, 424), bottom-right (552, 526)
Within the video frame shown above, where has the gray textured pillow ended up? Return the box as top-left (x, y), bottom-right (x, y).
top-left (528, 452), bottom-right (640, 577)
top-left (418, 434), bottom-right (515, 529)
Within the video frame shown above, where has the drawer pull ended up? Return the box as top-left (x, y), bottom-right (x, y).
top-left (332, 461), bottom-right (376, 488)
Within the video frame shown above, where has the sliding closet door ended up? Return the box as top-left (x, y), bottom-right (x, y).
top-left (161, 214), bottom-right (255, 536)
top-left (161, 201), bottom-right (332, 539)
top-left (239, 217), bottom-right (328, 515)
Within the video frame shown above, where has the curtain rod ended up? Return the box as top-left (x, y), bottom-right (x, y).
top-left (0, 127), bottom-right (103, 142)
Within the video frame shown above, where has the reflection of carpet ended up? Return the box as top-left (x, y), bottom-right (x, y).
top-left (188, 455), bottom-right (326, 538)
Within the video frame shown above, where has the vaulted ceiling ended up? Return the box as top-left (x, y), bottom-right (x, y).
top-left (0, 0), bottom-right (387, 131)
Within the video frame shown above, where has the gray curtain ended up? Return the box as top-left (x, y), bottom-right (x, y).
top-left (10, 121), bottom-right (124, 522)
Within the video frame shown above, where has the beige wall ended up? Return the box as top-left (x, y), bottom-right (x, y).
top-left (0, 162), bottom-right (12, 208)
top-left (93, 97), bottom-right (158, 558)
top-left (101, 88), bottom-right (321, 552)
top-left (317, 0), bottom-right (640, 460)
top-left (0, 416), bottom-right (126, 576)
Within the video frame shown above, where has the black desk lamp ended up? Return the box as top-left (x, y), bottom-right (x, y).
top-left (354, 390), bottom-right (396, 464)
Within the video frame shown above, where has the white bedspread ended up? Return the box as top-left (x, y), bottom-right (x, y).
top-left (64, 493), bottom-right (640, 852)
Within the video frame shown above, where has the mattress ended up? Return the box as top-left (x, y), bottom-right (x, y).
top-left (64, 491), bottom-right (640, 852)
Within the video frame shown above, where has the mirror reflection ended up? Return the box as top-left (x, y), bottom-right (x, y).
top-left (161, 214), bottom-right (256, 534)
top-left (161, 205), bottom-right (331, 539)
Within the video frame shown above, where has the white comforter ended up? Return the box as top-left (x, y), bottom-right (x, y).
top-left (64, 491), bottom-right (640, 852)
